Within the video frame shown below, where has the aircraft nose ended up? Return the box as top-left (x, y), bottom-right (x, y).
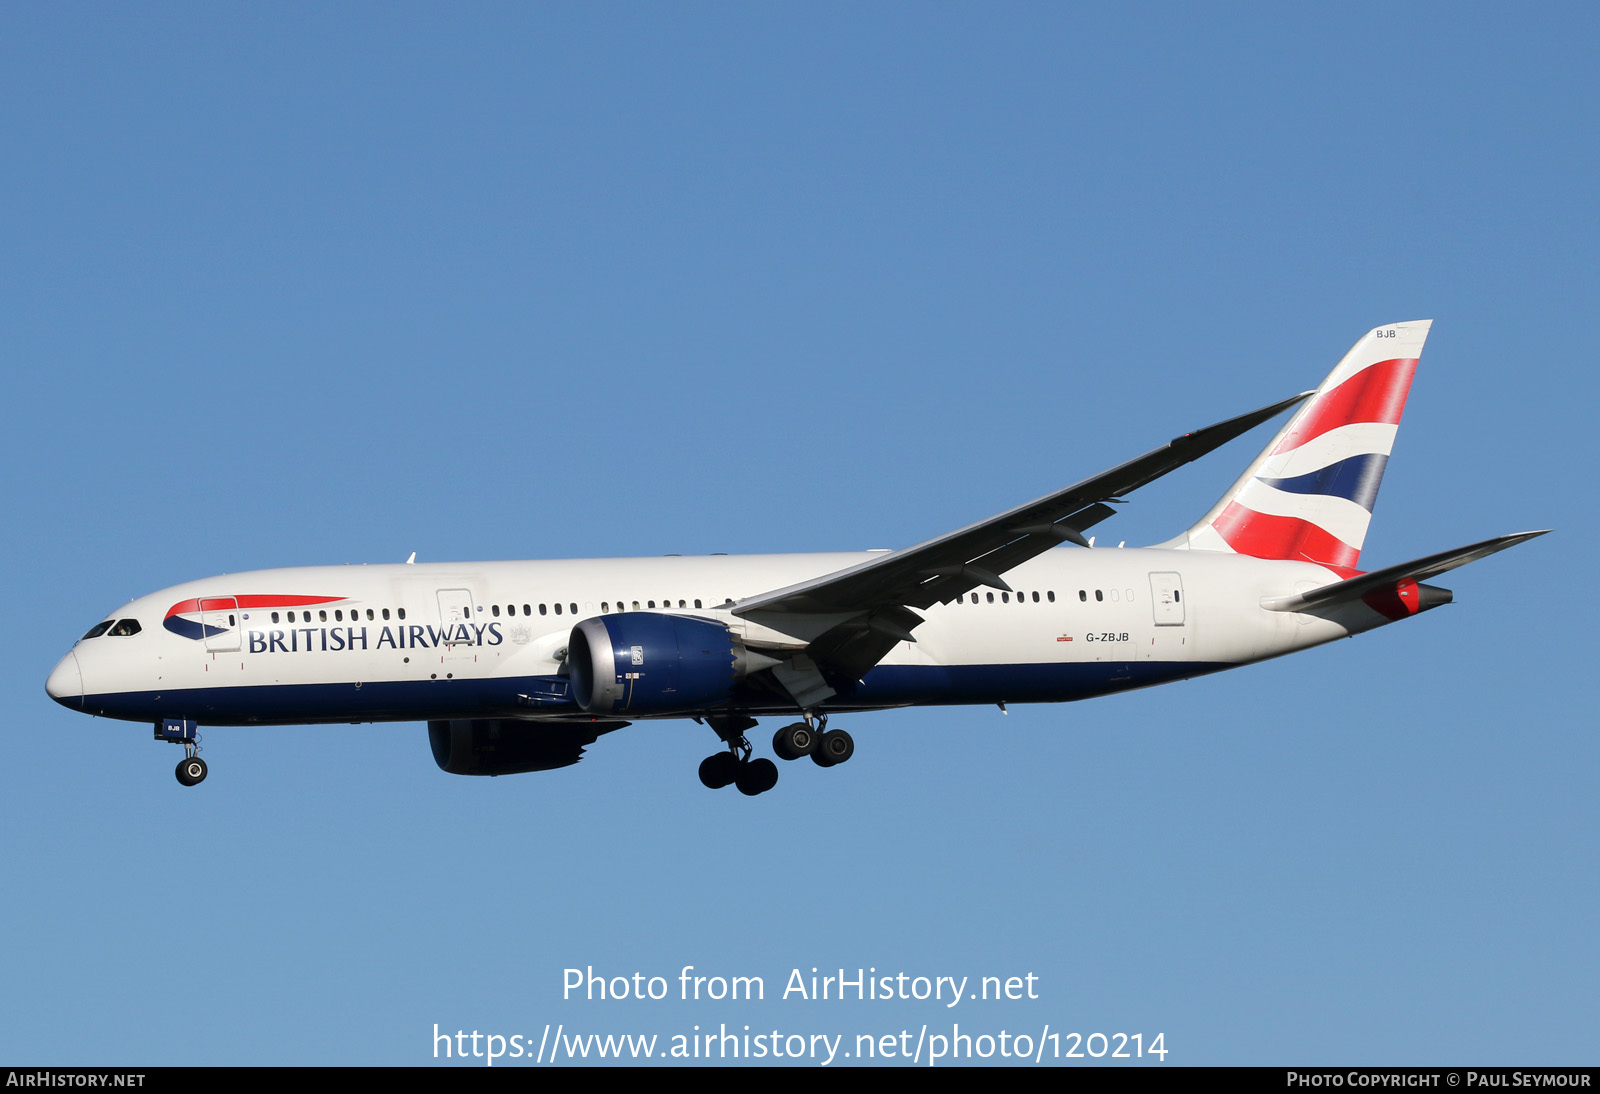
top-left (46, 651), bottom-right (83, 708)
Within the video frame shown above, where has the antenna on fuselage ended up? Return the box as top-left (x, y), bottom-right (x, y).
top-left (405, 552), bottom-right (416, 564)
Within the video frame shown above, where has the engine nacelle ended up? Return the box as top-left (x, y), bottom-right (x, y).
top-left (428, 718), bottom-right (611, 776)
top-left (568, 612), bottom-right (757, 715)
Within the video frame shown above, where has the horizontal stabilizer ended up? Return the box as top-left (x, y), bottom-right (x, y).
top-left (1261, 530), bottom-right (1550, 614)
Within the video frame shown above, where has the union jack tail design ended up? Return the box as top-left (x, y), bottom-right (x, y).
top-left (1174, 320), bottom-right (1432, 570)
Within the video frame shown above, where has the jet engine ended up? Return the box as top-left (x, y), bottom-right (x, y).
top-left (567, 612), bottom-right (773, 716)
top-left (428, 718), bottom-right (617, 776)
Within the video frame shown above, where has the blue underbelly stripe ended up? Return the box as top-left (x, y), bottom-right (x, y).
top-left (78, 660), bottom-right (1231, 725)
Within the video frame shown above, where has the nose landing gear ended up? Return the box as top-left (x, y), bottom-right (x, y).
top-left (176, 755), bottom-right (208, 786)
top-left (157, 719), bottom-right (207, 787)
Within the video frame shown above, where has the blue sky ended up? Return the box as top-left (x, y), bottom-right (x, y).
top-left (2, 4), bottom-right (1594, 1066)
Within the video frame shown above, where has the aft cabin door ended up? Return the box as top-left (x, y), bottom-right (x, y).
top-left (1149, 573), bottom-right (1185, 625)
top-left (1145, 572), bottom-right (1190, 663)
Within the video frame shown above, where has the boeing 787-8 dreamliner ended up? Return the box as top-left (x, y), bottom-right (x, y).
top-left (46, 321), bottom-right (1545, 795)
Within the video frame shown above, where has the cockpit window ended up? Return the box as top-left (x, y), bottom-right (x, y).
top-left (108, 619), bottom-right (142, 637)
top-left (81, 621), bottom-right (114, 641)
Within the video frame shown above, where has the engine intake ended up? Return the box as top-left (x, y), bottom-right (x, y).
top-left (568, 613), bottom-right (762, 715)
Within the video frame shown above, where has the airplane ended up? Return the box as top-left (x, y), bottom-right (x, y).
top-left (45, 320), bottom-right (1546, 795)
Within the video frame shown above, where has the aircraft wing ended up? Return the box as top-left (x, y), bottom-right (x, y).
top-left (734, 390), bottom-right (1311, 684)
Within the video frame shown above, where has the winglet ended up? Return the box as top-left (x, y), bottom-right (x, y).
top-left (1087, 390), bottom-right (1315, 502)
top-left (1158, 390), bottom-right (1314, 473)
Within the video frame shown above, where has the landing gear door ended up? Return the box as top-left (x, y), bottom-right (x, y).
top-left (436, 588), bottom-right (476, 648)
top-left (1149, 573), bottom-right (1185, 626)
top-left (200, 597), bottom-right (241, 652)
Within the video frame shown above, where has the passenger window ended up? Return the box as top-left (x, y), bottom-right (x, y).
top-left (398, 608), bottom-right (407, 620)
top-left (507, 604), bottom-right (516, 616)
top-left (540, 604), bottom-right (548, 615)
top-left (1032, 592), bottom-right (1040, 602)
top-left (1047, 591), bottom-right (1056, 603)
top-left (648, 601), bottom-right (656, 609)
top-left (523, 604), bottom-right (530, 616)
top-left (694, 599), bottom-right (702, 609)
top-left (554, 603), bottom-right (563, 615)
top-left (1078, 591), bottom-right (1086, 602)
top-left (319, 610), bottom-right (328, 622)
top-left (570, 603), bottom-right (577, 615)
top-left (1095, 590), bottom-right (1103, 602)
top-left (986, 592), bottom-right (994, 603)
top-left (366, 609), bottom-right (375, 621)
top-left (81, 621), bottom-right (114, 640)
top-left (382, 608), bottom-right (391, 620)
top-left (272, 612), bottom-right (281, 623)
top-left (492, 605), bottom-right (500, 617)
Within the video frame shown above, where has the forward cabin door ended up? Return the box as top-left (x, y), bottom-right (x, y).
top-left (201, 596), bottom-right (241, 652)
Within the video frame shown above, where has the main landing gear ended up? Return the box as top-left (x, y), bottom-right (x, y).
top-left (773, 714), bottom-right (853, 768)
top-left (157, 718), bottom-right (208, 787)
top-left (698, 714), bottom-right (778, 796)
top-left (698, 750), bottom-right (778, 796)
top-left (697, 713), bottom-right (854, 796)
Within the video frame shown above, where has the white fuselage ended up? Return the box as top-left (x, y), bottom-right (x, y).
top-left (49, 546), bottom-right (1380, 729)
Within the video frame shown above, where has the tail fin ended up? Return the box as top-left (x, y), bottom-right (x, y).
top-left (1172, 320), bottom-right (1432, 570)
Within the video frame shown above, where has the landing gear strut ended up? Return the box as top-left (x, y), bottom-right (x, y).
top-left (699, 714), bottom-right (778, 796)
top-left (157, 718), bottom-right (207, 787)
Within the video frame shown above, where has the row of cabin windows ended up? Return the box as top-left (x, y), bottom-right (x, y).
top-left (490, 589), bottom-right (1157, 616)
top-left (1078, 588), bottom-right (1150, 603)
top-left (77, 583), bottom-right (1164, 644)
top-left (256, 587), bottom-right (1164, 629)
top-left (491, 599), bottom-right (712, 618)
top-left (961, 590), bottom-right (1057, 604)
top-left (956, 589), bottom-right (1150, 605)
top-left (271, 607), bottom-right (407, 624)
